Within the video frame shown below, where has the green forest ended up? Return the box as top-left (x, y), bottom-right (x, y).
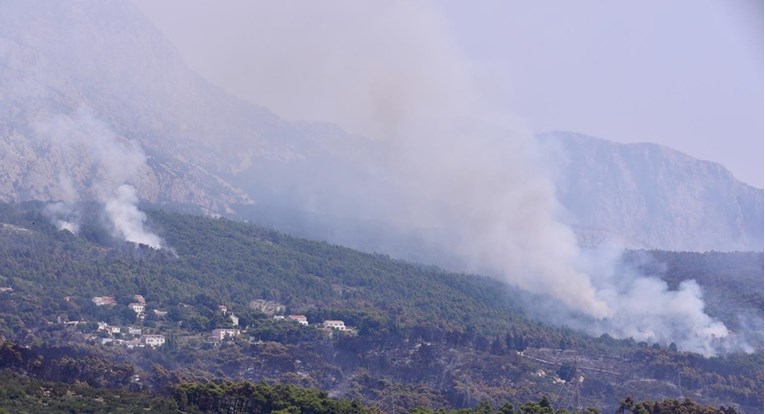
top-left (0, 367), bottom-right (742, 414)
top-left (0, 202), bottom-right (760, 413)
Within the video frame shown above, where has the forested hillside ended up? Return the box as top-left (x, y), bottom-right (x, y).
top-left (0, 203), bottom-right (760, 413)
top-left (0, 202), bottom-right (540, 340)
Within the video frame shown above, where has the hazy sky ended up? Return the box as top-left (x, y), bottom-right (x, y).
top-left (133, 0), bottom-right (763, 188)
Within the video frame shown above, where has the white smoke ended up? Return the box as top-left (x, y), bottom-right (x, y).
top-left (104, 184), bottom-right (163, 248)
top-left (43, 201), bottom-right (80, 234)
top-left (34, 106), bottom-right (163, 249)
top-left (201, 1), bottom-right (738, 355)
top-left (386, 113), bottom-right (731, 356)
top-left (388, 121), bottom-right (612, 319)
top-left (572, 248), bottom-right (730, 355)
top-left (42, 174), bottom-right (80, 233)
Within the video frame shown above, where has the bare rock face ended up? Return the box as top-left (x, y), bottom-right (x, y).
top-left (0, 1), bottom-right (760, 253)
top-left (0, 1), bottom-right (255, 212)
top-left (539, 131), bottom-right (763, 252)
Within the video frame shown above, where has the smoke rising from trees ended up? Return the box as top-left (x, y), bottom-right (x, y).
top-left (35, 107), bottom-right (164, 249)
top-left (190, 1), bottom-right (739, 355)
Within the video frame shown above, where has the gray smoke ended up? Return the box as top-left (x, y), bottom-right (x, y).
top-left (34, 106), bottom-right (163, 249)
top-left (43, 201), bottom-right (80, 234)
top-left (569, 248), bottom-right (730, 355)
top-left (383, 115), bottom-right (731, 355)
top-left (104, 184), bottom-right (163, 248)
top-left (125, 1), bottom-right (751, 354)
top-left (191, 1), bottom-right (743, 355)
top-left (42, 174), bottom-right (80, 233)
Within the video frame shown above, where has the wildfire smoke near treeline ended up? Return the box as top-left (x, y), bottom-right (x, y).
top-left (0, 1), bottom-right (761, 413)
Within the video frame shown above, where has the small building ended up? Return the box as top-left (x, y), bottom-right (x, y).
top-left (140, 334), bottom-right (166, 347)
top-left (0, 287), bottom-right (13, 293)
top-left (218, 305), bottom-right (228, 315)
top-left (128, 303), bottom-right (145, 315)
top-left (128, 327), bottom-right (142, 336)
top-left (322, 320), bottom-right (346, 331)
top-left (92, 296), bottom-right (116, 306)
top-left (211, 328), bottom-right (241, 341)
top-left (133, 294), bottom-right (146, 304)
top-left (229, 314), bottom-right (239, 326)
top-left (108, 326), bottom-right (121, 334)
top-left (124, 339), bottom-right (143, 349)
top-left (97, 321), bottom-right (108, 331)
top-left (288, 315), bottom-right (308, 326)
top-left (273, 315), bottom-right (285, 320)
top-left (153, 309), bottom-right (168, 317)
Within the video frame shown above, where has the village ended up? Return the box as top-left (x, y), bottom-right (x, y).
top-left (55, 294), bottom-right (356, 350)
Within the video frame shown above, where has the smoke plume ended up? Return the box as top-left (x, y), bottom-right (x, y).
top-left (209, 1), bottom-right (739, 355)
top-left (568, 248), bottom-right (730, 355)
top-left (42, 174), bottom-right (80, 233)
top-left (104, 184), bottom-right (163, 248)
top-left (43, 201), bottom-right (80, 234)
top-left (34, 106), bottom-right (163, 249)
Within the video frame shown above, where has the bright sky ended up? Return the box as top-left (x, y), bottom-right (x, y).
top-left (133, 0), bottom-right (763, 188)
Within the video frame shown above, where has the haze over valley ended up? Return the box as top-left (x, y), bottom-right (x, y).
top-left (0, 1), bottom-right (761, 413)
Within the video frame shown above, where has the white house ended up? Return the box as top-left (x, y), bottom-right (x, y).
top-left (140, 334), bottom-right (166, 347)
top-left (128, 303), bottom-right (145, 315)
top-left (128, 327), bottom-right (142, 336)
top-left (211, 328), bottom-right (241, 341)
top-left (288, 315), bottom-right (308, 325)
top-left (322, 320), bottom-right (347, 331)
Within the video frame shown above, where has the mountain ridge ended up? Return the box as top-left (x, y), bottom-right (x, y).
top-left (0, 0), bottom-right (760, 253)
top-left (538, 131), bottom-right (763, 252)
top-left (542, 130), bottom-right (762, 191)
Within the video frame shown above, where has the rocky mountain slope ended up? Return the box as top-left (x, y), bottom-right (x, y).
top-left (0, 0), bottom-right (273, 212)
top-left (539, 131), bottom-right (763, 251)
top-left (0, 0), bottom-right (760, 252)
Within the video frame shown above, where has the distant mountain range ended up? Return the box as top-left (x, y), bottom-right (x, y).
top-left (0, 0), bottom-right (760, 253)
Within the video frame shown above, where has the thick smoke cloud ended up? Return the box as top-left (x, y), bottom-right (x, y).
top-left (34, 106), bottom-right (163, 249)
top-left (570, 248), bottom-right (731, 355)
top-left (193, 1), bottom-right (745, 355)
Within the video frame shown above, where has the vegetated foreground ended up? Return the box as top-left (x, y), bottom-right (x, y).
top-left (0, 202), bottom-right (760, 413)
top-left (0, 365), bottom-right (743, 414)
